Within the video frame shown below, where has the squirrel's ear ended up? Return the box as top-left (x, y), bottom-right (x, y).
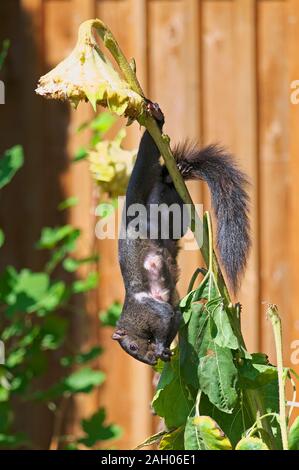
top-left (112, 329), bottom-right (126, 341)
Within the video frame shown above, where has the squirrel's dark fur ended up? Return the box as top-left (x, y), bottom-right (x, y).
top-left (113, 102), bottom-right (250, 366)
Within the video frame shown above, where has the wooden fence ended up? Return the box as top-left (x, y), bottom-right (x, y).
top-left (1, 0), bottom-right (299, 449)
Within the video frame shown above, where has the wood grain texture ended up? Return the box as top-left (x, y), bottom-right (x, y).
top-left (257, 0), bottom-right (290, 363)
top-left (288, 0), bottom-right (299, 383)
top-left (148, 0), bottom-right (202, 296)
top-left (201, 0), bottom-right (260, 352)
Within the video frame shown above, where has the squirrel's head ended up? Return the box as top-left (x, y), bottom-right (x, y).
top-left (112, 328), bottom-right (172, 366)
top-left (112, 299), bottom-right (180, 365)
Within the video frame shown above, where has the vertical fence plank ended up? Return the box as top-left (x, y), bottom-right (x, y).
top-left (66, 0), bottom-right (99, 435)
top-left (257, 0), bottom-right (290, 363)
top-left (234, 0), bottom-right (259, 352)
top-left (202, 0), bottom-right (259, 351)
top-left (288, 0), bottom-right (299, 383)
top-left (95, 0), bottom-right (153, 450)
top-left (12, 0), bottom-right (48, 448)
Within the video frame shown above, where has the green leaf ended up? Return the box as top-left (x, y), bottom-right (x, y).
top-left (100, 302), bottom-right (122, 327)
top-left (199, 392), bottom-right (253, 448)
top-left (179, 303), bottom-right (208, 390)
top-left (36, 367), bottom-right (106, 401)
top-left (60, 346), bottom-right (103, 367)
top-left (73, 147), bottom-right (88, 162)
top-left (0, 146), bottom-right (24, 189)
top-left (19, 325), bottom-right (40, 347)
top-left (58, 197), bottom-right (79, 211)
top-left (208, 300), bottom-right (239, 350)
top-left (78, 408), bottom-right (122, 447)
top-left (0, 387), bottom-right (9, 402)
top-left (6, 348), bottom-right (26, 368)
top-left (63, 367), bottom-right (105, 393)
top-left (239, 358), bottom-right (278, 389)
top-left (0, 229), bottom-right (5, 248)
top-left (152, 367), bottom-right (193, 429)
top-left (235, 437), bottom-right (269, 450)
top-left (1, 322), bottom-right (24, 341)
top-left (198, 345), bottom-right (238, 413)
top-left (41, 315), bottom-right (68, 350)
top-left (288, 416), bottom-right (299, 450)
top-left (37, 225), bottom-right (80, 249)
top-left (3, 270), bottom-right (50, 316)
top-left (72, 272), bottom-right (98, 294)
top-left (90, 112), bottom-right (116, 134)
top-left (184, 416), bottom-right (232, 450)
top-left (180, 273), bottom-right (218, 310)
top-left (159, 427), bottom-right (185, 450)
top-left (0, 433), bottom-right (25, 448)
top-left (63, 255), bottom-right (99, 273)
top-left (1, 268), bottom-right (66, 317)
top-left (35, 281), bottom-right (66, 315)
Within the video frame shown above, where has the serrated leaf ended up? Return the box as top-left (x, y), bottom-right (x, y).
top-left (235, 437), bottom-right (269, 450)
top-left (152, 374), bottom-right (192, 429)
top-left (208, 300), bottom-right (239, 350)
top-left (179, 303), bottom-right (208, 390)
top-left (78, 408), bottom-right (122, 447)
top-left (184, 416), bottom-right (232, 450)
top-left (0, 146), bottom-right (24, 189)
top-left (198, 345), bottom-right (238, 413)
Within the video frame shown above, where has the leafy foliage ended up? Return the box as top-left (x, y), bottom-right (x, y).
top-left (0, 108), bottom-right (122, 449)
top-left (148, 214), bottom-right (296, 451)
top-left (100, 301), bottom-right (122, 327)
top-left (0, 146), bottom-right (24, 189)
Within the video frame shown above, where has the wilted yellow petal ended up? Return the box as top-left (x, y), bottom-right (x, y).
top-left (88, 131), bottom-right (136, 198)
top-left (36, 20), bottom-right (144, 118)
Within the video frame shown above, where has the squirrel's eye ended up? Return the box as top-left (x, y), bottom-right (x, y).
top-left (129, 343), bottom-right (138, 352)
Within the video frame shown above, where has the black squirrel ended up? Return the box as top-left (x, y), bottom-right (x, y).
top-left (113, 101), bottom-right (250, 365)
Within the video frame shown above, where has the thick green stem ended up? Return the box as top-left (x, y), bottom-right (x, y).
top-left (92, 19), bottom-right (144, 97)
top-left (268, 305), bottom-right (288, 450)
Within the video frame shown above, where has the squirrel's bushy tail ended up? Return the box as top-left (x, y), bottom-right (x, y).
top-left (173, 143), bottom-right (250, 293)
